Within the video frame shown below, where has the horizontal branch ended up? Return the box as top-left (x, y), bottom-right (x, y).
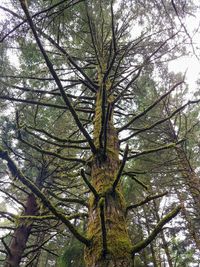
top-left (127, 140), bottom-right (184, 160)
top-left (18, 212), bottom-right (88, 221)
top-left (0, 95), bottom-right (67, 110)
top-left (131, 205), bottom-right (182, 254)
top-left (24, 128), bottom-right (90, 150)
top-left (27, 126), bottom-right (87, 144)
top-left (0, 94), bottom-right (94, 114)
top-left (0, 80), bottom-right (81, 96)
top-left (49, 190), bottom-right (88, 207)
top-left (18, 134), bottom-right (86, 164)
top-left (126, 191), bottom-right (168, 213)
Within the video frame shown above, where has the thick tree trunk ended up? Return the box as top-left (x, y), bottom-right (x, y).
top-left (84, 92), bottom-right (133, 267)
top-left (4, 194), bottom-right (38, 267)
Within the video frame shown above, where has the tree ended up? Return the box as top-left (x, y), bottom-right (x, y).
top-left (0, 0), bottom-right (199, 266)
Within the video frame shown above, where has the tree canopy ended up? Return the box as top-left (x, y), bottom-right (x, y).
top-left (0, 0), bottom-right (200, 266)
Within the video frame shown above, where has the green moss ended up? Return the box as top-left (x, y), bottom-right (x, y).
top-left (85, 88), bottom-right (132, 265)
top-left (98, 197), bottom-right (105, 208)
top-left (107, 235), bottom-right (132, 256)
top-left (85, 186), bottom-right (132, 266)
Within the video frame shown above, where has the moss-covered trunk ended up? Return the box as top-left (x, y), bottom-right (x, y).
top-left (84, 91), bottom-right (133, 267)
top-left (4, 194), bottom-right (38, 267)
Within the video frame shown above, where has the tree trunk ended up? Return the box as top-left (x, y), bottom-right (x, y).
top-left (175, 147), bottom-right (200, 211)
top-left (4, 193), bottom-right (38, 267)
top-left (84, 91), bottom-right (133, 267)
top-left (174, 147), bottom-right (200, 251)
top-left (165, 120), bottom-right (200, 251)
top-left (176, 190), bottom-right (200, 251)
top-left (143, 206), bottom-right (159, 267)
top-left (153, 201), bottom-right (173, 267)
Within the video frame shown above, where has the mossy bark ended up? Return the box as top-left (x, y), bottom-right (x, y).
top-left (84, 92), bottom-right (133, 267)
top-left (4, 194), bottom-right (38, 267)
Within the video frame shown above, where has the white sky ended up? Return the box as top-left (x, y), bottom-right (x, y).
top-left (168, 11), bottom-right (200, 95)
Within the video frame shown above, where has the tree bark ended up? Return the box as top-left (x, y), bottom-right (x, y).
top-left (4, 193), bottom-right (38, 267)
top-left (84, 91), bottom-right (133, 267)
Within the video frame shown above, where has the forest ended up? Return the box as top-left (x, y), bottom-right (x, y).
top-left (0, 0), bottom-right (200, 266)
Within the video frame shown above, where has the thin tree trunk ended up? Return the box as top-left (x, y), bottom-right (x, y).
top-left (165, 119), bottom-right (200, 251)
top-left (175, 147), bottom-right (200, 211)
top-left (4, 194), bottom-right (38, 267)
top-left (176, 190), bottom-right (200, 251)
top-left (153, 200), bottom-right (173, 267)
top-left (143, 206), bottom-right (159, 267)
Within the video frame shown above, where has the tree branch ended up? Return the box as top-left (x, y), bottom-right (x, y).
top-left (126, 191), bottom-right (168, 213)
top-left (112, 144), bottom-right (128, 191)
top-left (120, 99), bottom-right (200, 143)
top-left (17, 131), bottom-right (86, 164)
top-left (127, 140), bottom-right (185, 160)
top-left (19, 0), bottom-right (97, 154)
top-left (123, 172), bottom-right (148, 190)
top-left (131, 205), bottom-right (182, 255)
top-left (118, 80), bottom-right (184, 133)
top-left (81, 169), bottom-right (99, 200)
top-left (0, 148), bottom-right (91, 246)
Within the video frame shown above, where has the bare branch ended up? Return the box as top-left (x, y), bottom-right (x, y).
top-left (131, 205), bottom-right (182, 254)
top-left (19, 0), bottom-right (97, 154)
top-left (126, 191), bottom-right (168, 213)
top-left (118, 80), bottom-right (184, 133)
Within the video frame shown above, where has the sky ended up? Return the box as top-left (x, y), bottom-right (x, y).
top-left (168, 11), bottom-right (200, 95)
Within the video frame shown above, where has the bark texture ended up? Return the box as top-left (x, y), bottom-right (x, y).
top-left (4, 194), bottom-right (38, 267)
top-left (84, 92), bottom-right (133, 267)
